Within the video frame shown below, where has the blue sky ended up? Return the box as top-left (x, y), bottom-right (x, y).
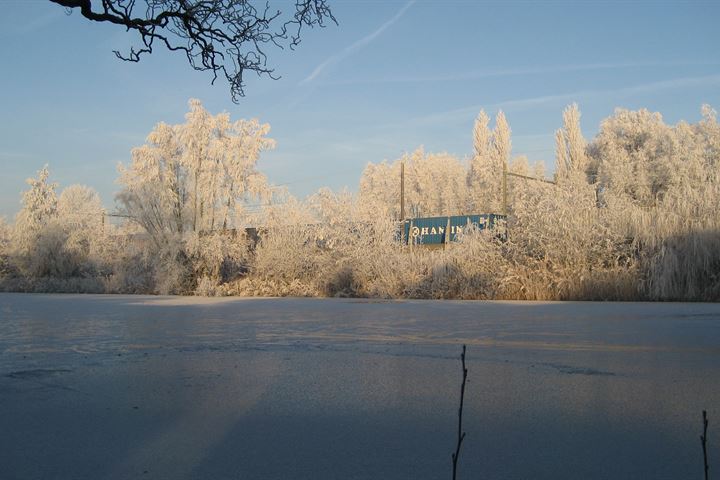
top-left (1, 0), bottom-right (719, 219)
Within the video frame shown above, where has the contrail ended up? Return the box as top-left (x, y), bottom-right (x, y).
top-left (301, 0), bottom-right (416, 84)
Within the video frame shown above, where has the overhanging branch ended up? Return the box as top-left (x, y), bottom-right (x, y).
top-left (49, 0), bottom-right (336, 102)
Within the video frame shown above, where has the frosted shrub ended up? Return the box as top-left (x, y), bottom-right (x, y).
top-left (194, 275), bottom-right (225, 297)
top-left (147, 235), bottom-right (196, 295)
top-left (504, 179), bottom-right (638, 300)
top-left (320, 217), bottom-right (410, 298)
top-left (0, 217), bottom-right (11, 278)
top-left (25, 220), bottom-right (76, 278)
top-left (101, 226), bottom-right (155, 294)
top-left (588, 105), bottom-right (720, 300)
top-left (400, 230), bottom-right (505, 300)
top-left (230, 198), bottom-right (322, 296)
top-left (246, 223), bottom-right (323, 296)
top-left (186, 230), bottom-right (250, 289)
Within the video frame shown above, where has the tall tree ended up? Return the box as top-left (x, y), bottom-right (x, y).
top-left (359, 148), bottom-right (468, 218)
top-left (590, 108), bottom-right (673, 207)
top-left (117, 99), bottom-right (275, 246)
top-left (12, 165), bottom-right (58, 254)
top-left (57, 184), bottom-right (107, 261)
top-left (555, 103), bottom-right (588, 183)
top-left (489, 111), bottom-right (511, 212)
top-left (467, 110), bottom-right (493, 212)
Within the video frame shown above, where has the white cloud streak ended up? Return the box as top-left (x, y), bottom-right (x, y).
top-left (399, 73), bottom-right (720, 128)
top-left (314, 61), bottom-right (720, 86)
top-left (301, 0), bottom-right (416, 84)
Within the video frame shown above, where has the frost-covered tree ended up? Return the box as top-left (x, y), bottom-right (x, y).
top-left (589, 108), bottom-right (675, 207)
top-left (587, 105), bottom-right (720, 300)
top-left (117, 98), bottom-right (275, 247)
top-left (509, 154), bottom-right (530, 176)
top-left (0, 218), bottom-right (8, 251)
top-left (116, 99), bottom-right (274, 293)
top-left (358, 160), bottom-right (402, 219)
top-left (0, 217), bottom-right (10, 276)
top-left (309, 187), bottom-right (357, 225)
top-left (58, 184), bottom-right (105, 231)
top-left (9, 177), bottom-right (109, 280)
top-left (57, 185), bottom-right (107, 268)
top-left (492, 111), bottom-right (511, 162)
top-left (489, 111), bottom-right (511, 212)
top-left (359, 148), bottom-right (468, 218)
top-left (359, 113), bottom-right (516, 219)
top-left (555, 103), bottom-right (588, 183)
top-left (467, 110), bottom-right (494, 212)
top-left (12, 165), bottom-right (58, 256)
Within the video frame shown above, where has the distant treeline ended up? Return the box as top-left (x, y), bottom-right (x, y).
top-left (1, 101), bottom-right (718, 300)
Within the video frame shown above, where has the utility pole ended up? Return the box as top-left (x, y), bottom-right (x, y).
top-left (502, 170), bottom-right (556, 214)
top-left (400, 161), bottom-right (405, 221)
top-left (502, 159), bottom-right (508, 217)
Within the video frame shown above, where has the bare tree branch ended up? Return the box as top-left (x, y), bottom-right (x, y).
top-left (701, 410), bottom-right (709, 480)
top-left (49, 0), bottom-right (336, 102)
top-left (451, 344), bottom-right (468, 480)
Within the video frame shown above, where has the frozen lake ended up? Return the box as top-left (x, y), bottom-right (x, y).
top-left (0, 293), bottom-right (718, 479)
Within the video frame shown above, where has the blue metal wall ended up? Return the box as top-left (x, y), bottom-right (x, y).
top-left (402, 214), bottom-right (505, 245)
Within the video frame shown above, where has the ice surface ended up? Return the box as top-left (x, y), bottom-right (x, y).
top-left (0, 293), bottom-right (718, 479)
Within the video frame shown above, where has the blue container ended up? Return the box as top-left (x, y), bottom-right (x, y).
top-left (402, 214), bottom-right (505, 245)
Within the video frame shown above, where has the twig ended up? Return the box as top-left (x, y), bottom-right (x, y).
top-left (701, 410), bottom-right (709, 480)
top-left (452, 345), bottom-right (468, 480)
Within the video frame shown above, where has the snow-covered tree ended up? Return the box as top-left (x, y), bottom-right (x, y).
top-left (12, 165), bottom-right (58, 255)
top-left (492, 111), bottom-right (511, 166)
top-left (0, 217), bottom-right (10, 276)
top-left (359, 148), bottom-right (468, 218)
top-left (117, 98), bottom-right (275, 247)
top-left (115, 99), bottom-right (275, 293)
top-left (589, 108), bottom-right (675, 207)
top-left (57, 184), bottom-right (105, 231)
top-left (57, 184), bottom-right (107, 267)
top-left (586, 105), bottom-right (720, 300)
top-left (555, 103), bottom-right (588, 183)
top-left (358, 160), bottom-right (402, 219)
top-left (489, 111), bottom-right (511, 212)
top-left (467, 110), bottom-right (494, 211)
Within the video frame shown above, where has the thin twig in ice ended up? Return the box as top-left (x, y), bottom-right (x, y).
top-left (452, 345), bottom-right (468, 480)
top-left (701, 410), bottom-right (709, 480)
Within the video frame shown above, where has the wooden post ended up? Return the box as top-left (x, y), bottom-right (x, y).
top-left (502, 159), bottom-right (508, 216)
top-left (400, 161), bottom-right (405, 221)
top-left (409, 219), bottom-right (414, 251)
top-left (400, 162), bottom-right (406, 244)
top-left (445, 216), bottom-right (451, 248)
